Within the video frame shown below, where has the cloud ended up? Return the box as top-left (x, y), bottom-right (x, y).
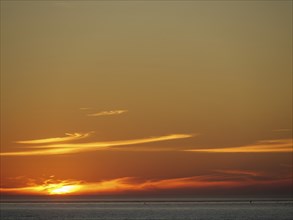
top-left (0, 148), bottom-right (80, 157)
top-left (87, 110), bottom-right (128, 117)
top-left (213, 169), bottom-right (262, 177)
top-left (0, 177), bottom-right (83, 195)
top-left (1, 171), bottom-right (291, 196)
top-left (1, 134), bottom-right (193, 156)
top-left (185, 139), bottom-right (293, 153)
top-left (15, 132), bottom-right (92, 144)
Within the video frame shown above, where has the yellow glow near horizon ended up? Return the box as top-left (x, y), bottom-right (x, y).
top-left (37, 183), bottom-right (82, 195)
top-left (1, 174), bottom-right (292, 196)
top-left (48, 185), bottom-right (81, 195)
top-left (32, 179), bottom-right (83, 195)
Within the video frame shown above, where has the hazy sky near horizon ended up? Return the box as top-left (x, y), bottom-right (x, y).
top-left (1, 0), bottom-right (292, 196)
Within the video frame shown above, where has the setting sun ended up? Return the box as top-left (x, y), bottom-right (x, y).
top-left (28, 179), bottom-right (84, 195)
top-left (48, 185), bottom-right (81, 195)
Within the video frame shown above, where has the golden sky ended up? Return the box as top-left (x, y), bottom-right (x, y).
top-left (0, 0), bottom-right (292, 197)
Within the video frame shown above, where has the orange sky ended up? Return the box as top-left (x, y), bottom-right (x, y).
top-left (0, 0), bottom-right (292, 197)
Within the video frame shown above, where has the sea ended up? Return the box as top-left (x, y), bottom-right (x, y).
top-left (1, 198), bottom-right (292, 220)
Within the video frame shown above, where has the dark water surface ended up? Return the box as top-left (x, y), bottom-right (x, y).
top-left (1, 200), bottom-right (292, 220)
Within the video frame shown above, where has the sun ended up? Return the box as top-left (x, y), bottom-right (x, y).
top-left (49, 185), bottom-right (81, 195)
top-left (35, 179), bottom-right (82, 195)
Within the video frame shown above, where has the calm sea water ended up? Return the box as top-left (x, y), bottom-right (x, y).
top-left (1, 200), bottom-right (292, 220)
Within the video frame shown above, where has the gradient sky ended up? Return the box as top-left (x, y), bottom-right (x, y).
top-left (0, 0), bottom-right (292, 197)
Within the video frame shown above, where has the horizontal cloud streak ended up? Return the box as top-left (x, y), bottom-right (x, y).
top-left (15, 132), bottom-right (92, 144)
top-left (1, 134), bottom-right (193, 156)
top-left (185, 139), bottom-right (292, 153)
top-left (1, 171), bottom-right (291, 195)
top-left (213, 169), bottom-right (262, 177)
top-left (87, 110), bottom-right (128, 117)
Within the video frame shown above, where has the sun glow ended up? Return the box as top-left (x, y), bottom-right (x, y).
top-left (0, 174), bottom-right (292, 196)
top-left (32, 179), bottom-right (83, 195)
top-left (47, 184), bottom-right (81, 195)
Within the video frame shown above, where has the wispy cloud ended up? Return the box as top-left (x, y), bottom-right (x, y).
top-left (213, 169), bottom-right (262, 177)
top-left (1, 171), bottom-right (291, 195)
top-left (15, 132), bottom-right (92, 144)
top-left (1, 134), bottom-right (193, 156)
top-left (185, 139), bottom-right (293, 153)
top-left (87, 110), bottom-right (128, 117)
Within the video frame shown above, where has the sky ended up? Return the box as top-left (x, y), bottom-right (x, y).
top-left (0, 0), bottom-right (292, 197)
